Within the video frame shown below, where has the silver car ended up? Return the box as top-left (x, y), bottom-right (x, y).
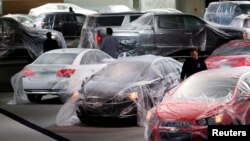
top-left (21, 48), bottom-right (113, 103)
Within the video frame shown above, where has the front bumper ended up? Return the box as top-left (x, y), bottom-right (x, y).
top-left (146, 123), bottom-right (208, 141)
top-left (77, 99), bottom-right (137, 119)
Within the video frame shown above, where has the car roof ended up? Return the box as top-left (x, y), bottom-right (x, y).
top-left (210, 1), bottom-right (250, 5)
top-left (45, 48), bottom-right (99, 54)
top-left (38, 12), bottom-right (85, 16)
top-left (196, 66), bottom-right (250, 78)
top-left (117, 55), bottom-right (174, 64)
top-left (89, 12), bottom-right (144, 17)
top-left (221, 39), bottom-right (250, 47)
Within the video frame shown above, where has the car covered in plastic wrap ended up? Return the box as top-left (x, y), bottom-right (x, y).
top-left (3, 14), bottom-right (35, 27)
top-left (145, 67), bottom-right (250, 141)
top-left (230, 14), bottom-right (250, 39)
top-left (33, 12), bottom-right (87, 48)
top-left (73, 55), bottom-right (182, 126)
top-left (205, 39), bottom-right (250, 69)
top-left (204, 1), bottom-right (250, 26)
top-left (11, 48), bottom-right (114, 104)
top-left (28, 3), bottom-right (97, 17)
top-left (108, 11), bottom-right (246, 58)
top-left (0, 17), bottom-right (66, 92)
top-left (78, 12), bottom-right (144, 49)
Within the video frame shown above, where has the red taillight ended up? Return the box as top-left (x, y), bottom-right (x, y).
top-left (21, 68), bottom-right (33, 76)
top-left (94, 32), bottom-right (102, 44)
top-left (56, 69), bottom-right (75, 77)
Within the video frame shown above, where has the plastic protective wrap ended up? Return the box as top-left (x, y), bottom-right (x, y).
top-left (98, 5), bottom-right (132, 13)
top-left (230, 14), bottom-right (250, 39)
top-left (204, 1), bottom-right (250, 25)
top-left (0, 17), bottom-right (66, 60)
top-left (9, 49), bottom-right (113, 104)
top-left (145, 67), bottom-right (250, 141)
top-left (205, 39), bottom-right (250, 69)
top-left (33, 12), bottom-right (87, 48)
top-left (111, 11), bottom-right (236, 57)
top-left (56, 55), bottom-right (182, 126)
top-left (28, 3), bottom-right (97, 16)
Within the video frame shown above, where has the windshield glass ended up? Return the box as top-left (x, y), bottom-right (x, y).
top-left (93, 62), bottom-right (149, 83)
top-left (172, 76), bottom-right (237, 102)
top-left (34, 53), bottom-right (77, 64)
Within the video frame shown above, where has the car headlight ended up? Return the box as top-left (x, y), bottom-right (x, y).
top-left (128, 92), bottom-right (138, 101)
top-left (116, 91), bottom-right (138, 102)
top-left (196, 114), bottom-right (223, 126)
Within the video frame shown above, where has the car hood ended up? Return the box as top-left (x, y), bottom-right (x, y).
top-left (155, 100), bottom-right (224, 121)
top-left (84, 80), bottom-right (137, 98)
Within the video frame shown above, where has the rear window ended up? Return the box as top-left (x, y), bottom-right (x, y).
top-left (130, 15), bottom-right (141, 22)
top-left (212, 46), bottom-right (250, 56)
top-left (34, 53), bottom-right (77, 64)
top-left (97, 16), bottom-right (124, 26)
top-left (206, 3), bottom-right (220, 13)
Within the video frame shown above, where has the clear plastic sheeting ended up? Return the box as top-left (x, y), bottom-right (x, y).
top-left (9, 48), bottom-right (113, 104)
top-left (0, 17), bottom-right (66, 60)
top-left (143, 8), bottom-right (182, 13)
top-left (33, 12), bottom-right (87, 48)
top-left (230, 14), bottom-right (250, 39)
top-left (98, 5), bottom-right (133, 13)
top-left (28, 3), bottom-right (97, 16)
top-left (204, 1), bottom-right (250, 25)
top-left (145, 67), bottom-right (250, 141)
top-left (113, 11), bottom-right (236, 57)
top-left (205, 39), bottom-right (250, 69)
top-left (3, 14), bottom-right (35, 27)
top-left (56, 55), bottom-right (182, 126)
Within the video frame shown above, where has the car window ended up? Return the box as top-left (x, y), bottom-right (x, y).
top-left (76, 15), bottom-right (86, 23)
top-left (34, 53), bottom-right (77, 64)
top-left (130, 15), bottom-right (141, 22)
top-left (239, 4), bottom-right (250, 14)
top-left (80, 51), bottom-right (110, 64)
top-left (183, 16), bottom-right (204, 30)
top-left (97, 16), bottom-right (124, 26)
top-left (212, 46), bottom-right (250, 56)
top-left (206, 3), bottom-right (219, 13)
top-left (158, 15), bottom-right (183, 29)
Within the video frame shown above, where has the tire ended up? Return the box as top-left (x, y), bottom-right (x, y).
top-left (27, 94), bottom-right (43, 103)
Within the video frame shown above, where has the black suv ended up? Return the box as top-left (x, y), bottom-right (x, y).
top-left (78, 12), bottom-right (144, 49)
top-left (34, 12), bottom-right (86, 48)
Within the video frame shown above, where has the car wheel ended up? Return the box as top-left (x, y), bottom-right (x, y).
top-left (27, 94), bottom-right (43, 103)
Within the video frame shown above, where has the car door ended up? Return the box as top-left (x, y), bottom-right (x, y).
top-left (154, 15), bottom-right (188, 55)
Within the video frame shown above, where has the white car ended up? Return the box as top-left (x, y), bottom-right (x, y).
top-left (28, 3), bottom-right (97, 16)
top-left (230, 14), bottom-right (250, 39)
top-left (21, 48), bottom-right (114, 103)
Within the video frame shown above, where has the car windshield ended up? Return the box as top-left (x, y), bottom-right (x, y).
top-left (171, 76), bottom-right (237, 102)
top-left (211, 46), bottom-right (250, 56)
top-left (93, 62), bottom-right (149, 83)
top-left (34, 53), bottom-right (77, 64)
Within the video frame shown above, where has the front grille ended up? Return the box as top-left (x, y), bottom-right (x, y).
top-left (159, 132), bottom-right (192, 141)
top-left (161, 121), bottom-right (192, 128)
top-left (85, 98), bottom-right (113, 103)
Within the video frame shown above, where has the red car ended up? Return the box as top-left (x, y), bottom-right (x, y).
top-left (205, 40), bottom-right (250, 69)
top-left (145, 67), bottom-right (250, 141)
